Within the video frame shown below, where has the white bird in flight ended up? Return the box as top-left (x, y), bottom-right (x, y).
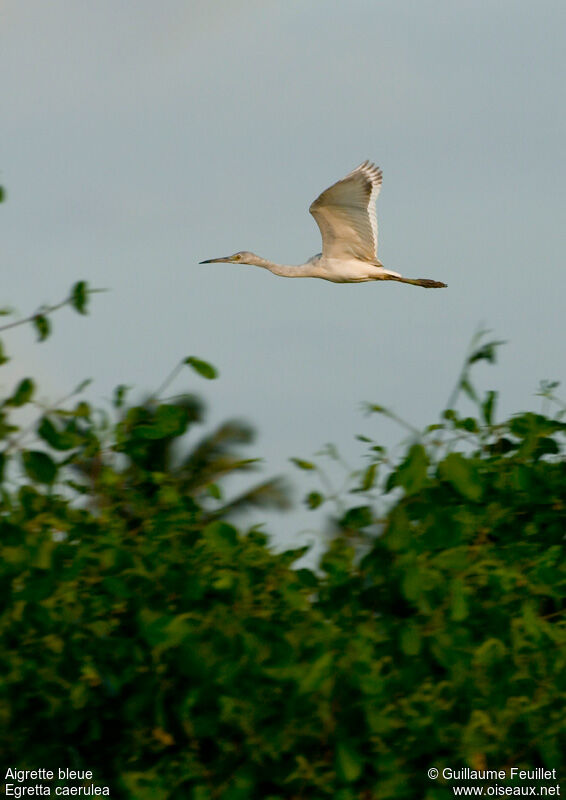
top-left (201, 161), bottom-right (447, 288)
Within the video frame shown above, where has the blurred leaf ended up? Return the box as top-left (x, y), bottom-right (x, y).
top-left (113, 384), bottom-right (130, 408)
top-left (482, 390), bottom-right (497, 425)
top-left (33, 314), bottom-right (51, 341)
top-left (319, 442), bottom-right (340, 461)
top-left (74, 378), bottom-right (93, 394)
top-left (306, 490), bottom-right (324, 509)
top-left (439, 452), bottom-right (482, 501)
top-left (184, 356), bottom-right (218, 380)
top-left (460, 376), bottom-right (478, 403)
top-left (74, 401), bottom-right (91, 418)
top-left (468, 338), bottom-right (506, 365)
top-left (474, 638), bottom-right (507, 667)
top-left (136, 405), bottom-right (188, 440)
top-left (0, 340), bottom-right (8, 366)
top-left (336, 742), bottom-right (363, 783)
top-left (457, 416), bottom-right (479, 433)
top-left (203, 521), bottom-right (239, 551)
top-left (400, 624), bottom-right (422, 655)
top-left (358, 462), bottom-right (378, 492)
top-left (451, 579), bottom-right (469, 621)
top-left (207, 482), bottom-right (222, 500)
top-left (6, 378), bottom-right (35, 407)
top-left (299, 651), bottom-right (333, 693)
top-left (216, 477), bottom-right (290, 515)
top-left (339, 505), bottom-right (373, 531)
top-left (522, 602), bottom-right (542, 639)
top-left (290, 457), bottom-right (315, 471)
top-left (365, 403), bottom-right (387, 415)
top-left (388, 443), bottom-right (429, 495)
top-left (121, 772), bottom-right (168, 800)
top-left (70, 281), bottom-right (88, 314)
top-left (536, 379), bottom-right (560, 397)
top-left (320, 538), bottom-right (355, 577)
top-left (21, 450), bottom-right (57, 483)
top-left (34, 538), bottom-right (55, 570)
top-left (37, 416), bottom-right (77, 451)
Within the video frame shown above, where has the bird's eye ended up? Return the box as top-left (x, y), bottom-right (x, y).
top-left (233, 254), bottom-right (241, 260)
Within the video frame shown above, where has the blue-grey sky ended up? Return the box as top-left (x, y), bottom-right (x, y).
top-left (2, 1), bottom-right (565, 550)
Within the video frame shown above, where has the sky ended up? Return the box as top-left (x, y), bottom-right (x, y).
top-left (2, 0), bottom-right (565, 554)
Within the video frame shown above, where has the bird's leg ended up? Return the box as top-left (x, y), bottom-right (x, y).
top-left (387, 275), bottom-right (447, 289)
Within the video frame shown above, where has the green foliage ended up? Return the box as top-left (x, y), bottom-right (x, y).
top-left (0, 280), bottom-right (105, 344)
top-left (185, 356), bottom-right (218, 380)
top-left (0, 294), bottom-right (564, 800)
top-left (33, 312), bottom-right (51, 341)
top-left (292, 334), bottom-right (566, 794)
top-left (290, 457), bottom-right (316, 470)
top-left (21, 449), bottom-right (58, 483)
top-left (5, 377), bottom-right (35, 407)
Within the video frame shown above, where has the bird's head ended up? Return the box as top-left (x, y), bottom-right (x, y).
top-left (199, 251), bottom-right (258, 265)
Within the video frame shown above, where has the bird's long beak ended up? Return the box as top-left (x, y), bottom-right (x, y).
top-left (199, 256), bottom-right (231, 264)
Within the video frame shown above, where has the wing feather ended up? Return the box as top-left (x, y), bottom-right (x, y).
top-left (309, 161), bottom-right (383, 261)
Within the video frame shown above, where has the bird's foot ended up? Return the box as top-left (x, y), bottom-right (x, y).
top-left (416, 279), bottom-right (447, 288)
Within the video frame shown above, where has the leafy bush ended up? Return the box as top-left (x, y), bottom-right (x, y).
top-left (294, 336), bottom-right (565, 796)
top-left (1, 273), bottom-right (564, 799)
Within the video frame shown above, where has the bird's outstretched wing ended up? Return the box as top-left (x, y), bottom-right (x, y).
top-left (309, 161), bottom-right (383, 261)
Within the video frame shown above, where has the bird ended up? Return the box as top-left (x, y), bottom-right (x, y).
top-left (200, 161), bottom-right (447, 288)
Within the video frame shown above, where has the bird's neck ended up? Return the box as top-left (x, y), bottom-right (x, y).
top-left (254, 256), bottom-right (315, 278)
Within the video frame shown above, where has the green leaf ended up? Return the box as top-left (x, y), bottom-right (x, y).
top-left (37, 416), bottom-right (77, 451)
top-left (34, 538), bottom-right (55, 570)
top-left (482, 390), bottom-right (497, 425)
top-left (207, 482), bottom-right (222, 500)
top-left (74, 401), bottom-right (91, 418)
top-left (6, 378), bottom-right (35, 407)
top-left (522, 601), bottom-right (542, 639)
top-left (460, 376), bottom-right (479, 403)
top-left (33, 314), bottom-right (51, 341)
top-left (358, 462), bottom-right (378, 491)
top-left (290, 457), bottom-right (315, 471)
top-left (306, 490), bottom-right (324, 509)
top-left (203, 521), bottom-right (239, 551)
top-left (21, 450), bottom-right (57, 483)
top-left (113, 384), bottom-right (130, 408)
top-left (0, 185), bottom-right (5, 203)
top-left (136, 405), bottom-right (187, 440)
top-left (335, 742), bottom-right (363, 783)
top-left (457, 416), bottom-right (479, 433)
top-left (439, 452), bottom-right (482, 501)
top-left (74, 378), bottom-right (93, 394)
top-left (366, 403), bottom-right (387, 415)
top-left (400, 624), bottom-right (422, 655)
top-left (473, 638), bottom-right (507, 667)
top-left (154, 404), bottom-right (187, 437)
top-left (121, 772), bottom-right (168, 800)
top-left (451, 578), bottom-right (469, 621)
top-left (389, 443), bottom-right (429, 495)
top-left (184, 356), bottom-right (218, 380)
top-left (299, 651), bottom-right (333, 693)
top-left (340, 505), bottom-right (373, 531)
top-left (70, 281), bottom-right (89, 314)
top-left (468, 339), bottom-right (506, 365)
top-left (0, 339), bottom-right (9, 366)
